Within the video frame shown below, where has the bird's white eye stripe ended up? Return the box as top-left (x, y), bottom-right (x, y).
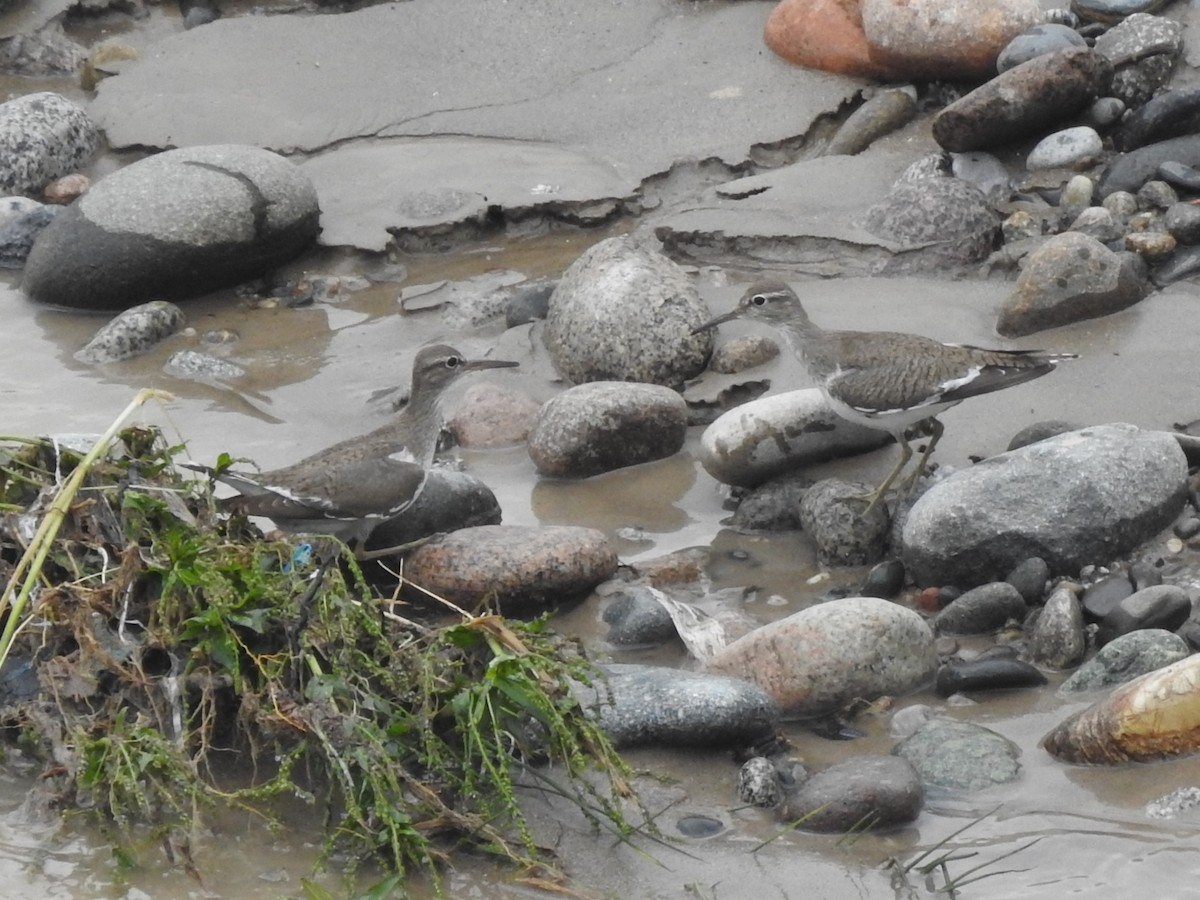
top-left (750, 293), bottom-right (768, 306)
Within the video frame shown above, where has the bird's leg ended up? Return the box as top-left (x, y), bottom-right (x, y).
top-left (899, 417), bottom-right (945, 495)
top-left (356, 534), bottom-right (440, 561)
top-left (857, 434), bottom-right (913, 516)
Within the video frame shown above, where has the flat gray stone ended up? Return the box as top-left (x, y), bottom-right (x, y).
top-left (88, 0), bottom-right (858, 251)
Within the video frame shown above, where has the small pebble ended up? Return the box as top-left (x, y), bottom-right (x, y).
top-left (1102, 191), bottom-right (1139, 221)
top-left (1137, 180), bottom-right (1179, 211)
top-left (1060, 174), bottom-right (1094, 207)
top-left (1124, 231), bottom-right (1176, 260)
top-left (1158, 161), bottom-right (1200, 193)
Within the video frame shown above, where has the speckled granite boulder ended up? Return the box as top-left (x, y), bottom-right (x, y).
top-left (0, 92), bottom-right (97, 196)
top-left (403, 524), bottom-right (618, 615)
top-left (1059, 629), bottom-right (1191, 693)
top-left (74, 301), bottom-right (187, 364)
top-left (902, 424), bottom-right (1187, 587)
top-left (543, 235), bottom-right (711, 388)
top-left (705, 596), bottom-right (937, 716)
top-left (894, 718), bottom-right (1021, 790)
top-left (527, 381), bottom-right (687, 478)
top-left (22, 144), bottom-right (320, 310)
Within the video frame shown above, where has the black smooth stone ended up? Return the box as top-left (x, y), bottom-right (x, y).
top-left (1116, 89), bottom-right (1200, 152)
top-left (861, 559), bottom-right (905, 599)
top-left (1158, 161), bottom-right (1200, 192)
top-left (1081, 572), bottom-right (1134, 621)
top-left (935, 658), bottom-right (1048, 697)
top-left (1005, 557), bottom-right (1050, 604)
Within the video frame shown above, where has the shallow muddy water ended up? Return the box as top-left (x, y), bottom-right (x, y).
top-left (6, 2), bottom-right (1200, 898)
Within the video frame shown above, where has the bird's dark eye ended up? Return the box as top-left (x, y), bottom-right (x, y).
top-left (750, 293), bottom-right (768, 307)
top-left (445, 356), bottom-right (462, 369)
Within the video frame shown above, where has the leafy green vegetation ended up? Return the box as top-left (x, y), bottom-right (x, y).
top-left (0, 395), bottom-right (641, 895)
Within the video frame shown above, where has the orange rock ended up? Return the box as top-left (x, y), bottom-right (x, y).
top-left (44, 173), bottom-right (90, 205)
top-left (764, 0), bottom-right (900, 80)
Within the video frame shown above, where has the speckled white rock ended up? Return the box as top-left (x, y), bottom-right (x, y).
top-left (543, 235), bottom-right (711, 388)
top-left (74, 301), bottom-right (187, 364)
top-left (0, 92), bottom-right (97, 195)
top-left (705, 596), bottom-right (937, 716)
top-left (1027, 126), bottom-right (1103, 170)
top-left (698, 388), bottom-right (891, 487)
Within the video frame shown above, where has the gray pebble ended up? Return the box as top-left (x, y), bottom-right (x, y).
top-left (74, 300), bottom-right (186, 364)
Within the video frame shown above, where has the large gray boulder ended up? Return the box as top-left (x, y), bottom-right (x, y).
top-left (22, 144), bottom-right (320, 310)
top-left (902, 424), bottom-right (1187, 587)
top-left (543, 235), bottom-right (711, 388)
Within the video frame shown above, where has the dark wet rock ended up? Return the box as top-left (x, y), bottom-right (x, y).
top-left (1153, 244), bottom-right (1200, 286)
top-left (580, 664), bottom-right (779, 750)
top-left (935, 657), bottom-right (1048, 696)
top-left (163, 350), bottom-right (245, 382)
top-left (448, 383), bottom-right (540, 449)
top-left (997, 231), bottom-right (1148, 338)
top-left (1107, 54), bottom-right (1174, 110)
top-left (74, 301), bottom-right (187, 365)
top-left (601, 585), bottom-right (678, 646)
top-left (705, 596), bottom-right (937, 717)
top-left (902, 424), bottom-right (1187, 588)
top-left (1059, 628), bottom-right (1190, 692)
top-left (1006, 557), bottom-right (1050, 604)
top-left (863, 176), bottom-right (998, 267)
top-left (861, 0), bottom-right (1043, 81)
top-left (697, 388), bottom-right (891, 488)
top-left (0, 92), bottom-right (98, 196)
top-left (504, 279), bottom-right (554, 327)
top-left (797, 479), bottom-right (889, 567)
top-left (997, 23), bottom-right (1088, 73)
top-left (675, 814), bottom-right (724, 838)
top-left (1136, 180), bottom-right (1177, 210)
top-left (823, 87), bottom-right (917, 157)
top-left (404, 524), bottom-right (618, 615)
top-left (23, 145), bottom-right (320, 311)
top-left (736, 757), bottom-right (785, 808)
top-left (709, 335), bottom-right (779, 375)
top-left (933, 582), bottom-right (1028, 635)
top-left (1029, 583), bottom-right (1087, 668)
top-left (1081, 572), bottom-right (1135, 621)
top-left (894, 718), bottom-right (1021, 791)
top-left (0, 25), bottom-right (86, 77)
top-left (1116, 89), bottom-right (1200, 152)
top-left (931, 47), bottom-right (1112, 153)
top-left (861, 559), bottom-right (905, 599)
top-left (1159, 162), bottom-right (1200, 194)
top-left (1026, 126), bottom-right (1103, 170)
top-left (1098, 136), bottom-right (1200, 198)
top-left (781, 755), bottom-right (922, 832)
top-left (1096, 584), bottom-right (1192, 646)
top-left (728, 471), bottom-right (811, 532)
top-left (366, 468), bottom-right (502, 552)
top-left (1007, 421), bottom-right (1080, 453)
top-left (543, 236), bottom-right (710, 389)
top-left (0, 202), bottom-right (56, 268)
top-left (1073, 0), bottom-right (1173, 23)
top-left (1164, 203), bottom-right (1200, 245)
top-left (527, 381), bottom-right (687, 478)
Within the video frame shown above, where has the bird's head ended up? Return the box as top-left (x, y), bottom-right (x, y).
top-left (410, 344), bottom-right (519, 397)
top-left (691, 279), bottom-right (806, 334)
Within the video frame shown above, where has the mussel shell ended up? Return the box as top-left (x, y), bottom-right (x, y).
top-left (1041, 653), bottom-right (1200, 765)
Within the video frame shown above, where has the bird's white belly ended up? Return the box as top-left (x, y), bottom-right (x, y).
top-left (821, 391), bottom-right (960, 436)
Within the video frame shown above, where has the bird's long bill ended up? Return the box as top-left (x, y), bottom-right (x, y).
top-left (463, 357), bottom-right (520, 372)
top-left (690, 307), bottom-right (742, 335)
